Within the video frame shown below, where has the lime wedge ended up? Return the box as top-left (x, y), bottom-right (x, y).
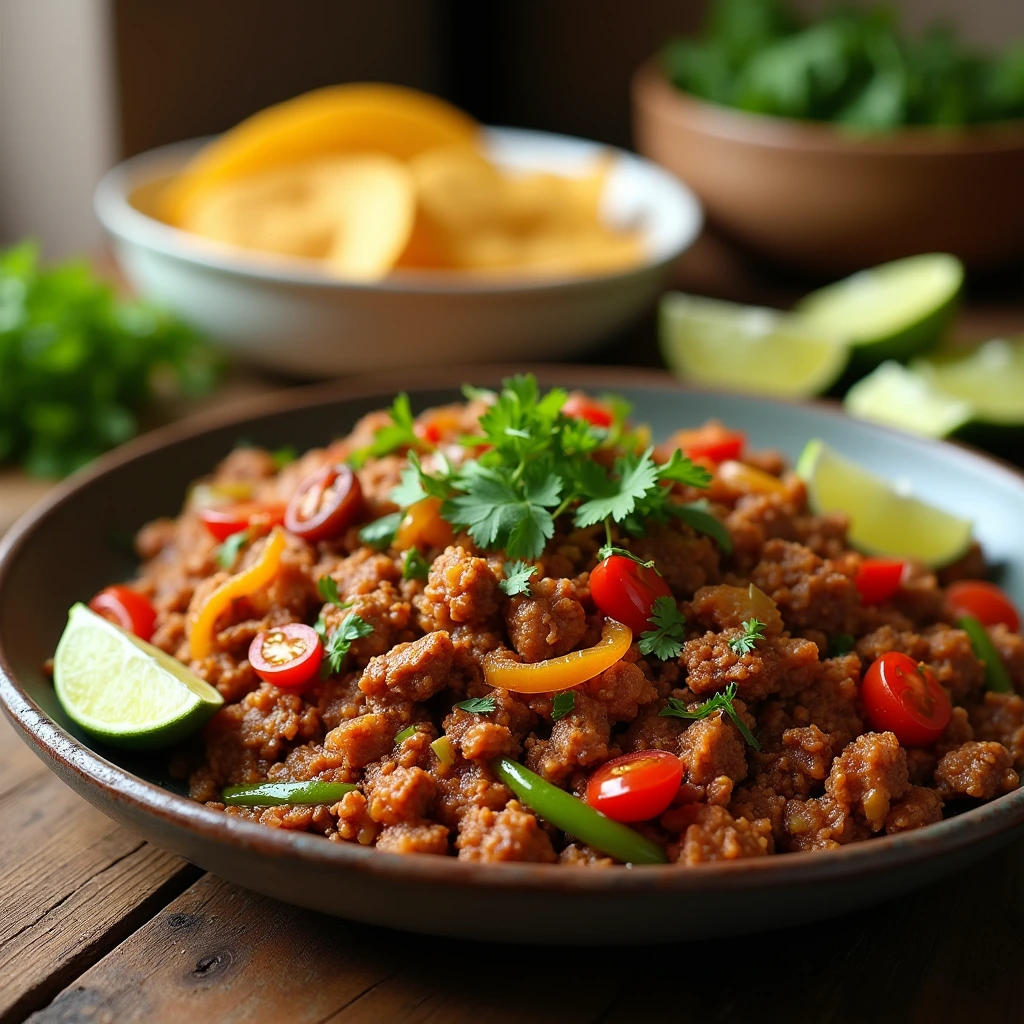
top-left (659, 293), bottom-right (849, 398)
top-left (796, 439), bottom-right (972, 567)
top-left (54, 603), bottom-right (223, 748)
top-left (796, 254), bottom-right (963, 368)
top-left (918, 338), bottom-right (1024, 426)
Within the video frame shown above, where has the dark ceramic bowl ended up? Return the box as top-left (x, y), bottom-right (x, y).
top-left (2, 367), bottom-right (1023, 945)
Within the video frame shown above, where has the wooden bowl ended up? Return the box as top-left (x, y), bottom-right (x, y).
top-left (632, 63), bottom-right (1024, 275)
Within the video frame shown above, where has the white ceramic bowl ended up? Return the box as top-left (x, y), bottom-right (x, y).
top-left (95, 128), bottom-right (702, 377)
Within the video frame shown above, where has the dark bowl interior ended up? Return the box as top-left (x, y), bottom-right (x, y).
top-left (3, 366), bottom-right (1024, 944)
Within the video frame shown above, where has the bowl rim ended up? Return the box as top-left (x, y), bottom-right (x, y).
top-left (633, 60), bottom-right (1024, 157)
top-left (94, 127), bottom-right (703, 296)
top-left (4, 364), bottom-right (1024, 893)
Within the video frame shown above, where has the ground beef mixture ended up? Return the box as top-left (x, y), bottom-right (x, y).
top-left (127, 397), bottom-right (1022, 866)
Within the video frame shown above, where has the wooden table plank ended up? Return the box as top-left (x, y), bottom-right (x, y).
top-left (0, 715), bottom-right (200, 1023)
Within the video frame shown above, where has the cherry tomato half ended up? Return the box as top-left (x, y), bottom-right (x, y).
top-left (586, 750), bottom-right (683, 822)
top-left (88, 585), bottom-right (157, 642)
top-left (861, 651), bottom-right (951, 747)
top-left (284, 463), bottom-right (363, 542)
top-left (855, 558), bottom-right (906, 606)
top-left (676, 423), bottom-right (745, 464)
top-left (199, 502), bottom-right (287, 542)
top-left (562, 393), bottom-right (614, 429)
top-left (590, 554), bottom-right (672, 635)
top-left (248, 623), bottom-right (323, 689)
top-left (946, 580), bottom-right (1020, 633)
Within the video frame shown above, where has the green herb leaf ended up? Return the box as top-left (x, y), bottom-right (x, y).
top-left (659, 682), bottom-right (761, 750)
top-left (728, 618), bottom-right (767, 656)
top-left (671, 500), bottom-right (733, 553)
top-left (829, 633), bottom-right (856, 657)
top-left (349, 393), bottom-right (419, 468)
top-left (324, 614), bottom-right (374, 674)
top-left (574, 448), bottom-right (660, 528)
top-left (638, 596), bottom-right (686, 661)
top-left (595, 545), bottom-right (656, 569)
top-left (390, 450), bottom-right (454, 508)
top-left (657, 448), bottom-right (713, 489)
top-left (317, 575), bottom-right (347, 608)
top-left (214, 529), bottom-right (250, 569)
top-left (358, 512), bottom-right (403, 549)
top-left (394, 725), bottom-right (418, 743)
top-left (402, 547), bottom-right (430, 581)
top-left (551, 691), bottom-right (576, 721)
top-left (271, 445), bottom-right (298, 469)
top-left (500, 560), bottom-right (537, 597)
top-left (454, 696), bottom-right (497, 714)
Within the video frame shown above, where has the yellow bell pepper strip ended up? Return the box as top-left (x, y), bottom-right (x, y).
top-left (717, 460), bottom-right (788, 496)
top-left (431, 735), bottom-right (455, 767)
top-left (959, 615), bottom-right (1014, 693)
top-left (493, 757), bottom-right (667, 865)
top-left (482, 619), bottom-right (632, 694)
top-left (190, 527), bottom-right (287, 660)
top-left (222, 780), bottom-right (358, 807)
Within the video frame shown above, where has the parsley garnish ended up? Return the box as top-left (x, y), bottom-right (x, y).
top-left (349, 393), bottom-right (421, 468)
top-left (638, 596), bottom-right (686, 660)
top-left (672, 501), bottom-right (733, 553)
top-left (454, 696), bottom-right (497, 714)
top-left (271, 445), bottom-right (297, 469)
top-left (728, 618), bottom-right (767, 656)
top-left (660, 683), bottom-right (761, 751)
top-left (500, 560), bottom-right (537, 597)
top-left (402, 547), bottom-right (430, 581)
top-left (551, 692), bottom-right (575, 721)
top-left (214, 529), bottom-right (250, 569)
top-left (574, 449), bottom-right (661, 527)
top-left (830, 634), bottom-right (856, 657)
top-left (358, 512), bottom-right (403, 550)
top-left (323, 614), bottom-right (374, 674)
top-left (317, 575), bottom-right (347, 608)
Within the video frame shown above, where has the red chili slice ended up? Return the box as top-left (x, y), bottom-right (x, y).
top-left (284, 463), bottom-right (363, 542)
top-left (860, 651), bottom-right (951, 747)
top-left (199, 502), bottom-right (287, 542)
top-left (248, 623), bottom-right (323, 690)
top-left (855, 558), bottom-right (906, 606)
top-left (562, 394), bottom-right (614, 429)
top-left (88, 585), bottom-right (157, 642)
top-left (586, 750), bottom-right (683, 822)
top-left (677, 424), bottom-right (745, 464)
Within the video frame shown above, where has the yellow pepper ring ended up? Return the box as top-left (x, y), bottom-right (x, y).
top-left (189, 527), bottom-right (287, 661)
top-left (482, 619), bottom-right (633, 694)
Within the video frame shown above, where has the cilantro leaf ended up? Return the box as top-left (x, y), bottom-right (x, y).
top-left (638, 596), bottom-right (686, 660)
top-left (454, 696), bottom-right (497, 714)
top-left (829, 633), bottom-right (856, 657)
top-left (271, 445), bottom-right (297, 469)
top-left (500, 560), bottom-right (537, 597)
top-left (324, 614), bottom-right (374, 674)
top-left (728, 618), bottom-right (767, 656)
top-left (574, 448), bottom-right (660, 528)
top-left (402, 547), bottom-right (430, 581)
top-left (551, 691), bottom-right (575, 721)
top-left (659, 682), bottom-right (761, 750)
top-left (358, 512), bottom-right (403, 549)
top-left (672, 500), bottom-right (733, 553)
top-left (349, 393), bottom-right (419, 468)
top-left (317, 575), bottom-right (348, 608)
top-left (658, 448), bottom-right (713, 489)
top-left (215, 529), bottom-right (250, 569)
top-left (390, 450), bottom-right (454, 509)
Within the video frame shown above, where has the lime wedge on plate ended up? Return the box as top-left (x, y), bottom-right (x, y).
top-left (659, 293), bottom-right (849, 398)
top-left (54, 603), bottom-right (223, 748)
top-left (796, 253), bottom-right (963, 368)
top-left (918, 338), bottom-right (1024, 427)
top-left (796, 439), bottom-right (972, 567)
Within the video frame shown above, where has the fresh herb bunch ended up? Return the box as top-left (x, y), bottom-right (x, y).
top-left (323, 614), bottom-right (373, 674)
top-left (728, 618), bottom-right (767, 656)
top-left (0, 241), bottom-right (219, 476)
top-left (663, 0), bottom-right (1024, 129)
top-left (363, 374), bottom-right (720, 562)
top-left (660, 682), bottom-right (761, 750)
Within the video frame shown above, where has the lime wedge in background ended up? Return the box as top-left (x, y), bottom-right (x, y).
top-left (659, 293), bottom-right (849, 398)
top-left (796, 439), bottom-right (972, 567)
top-left (54, 603), bottom-right (223, 748)
top-left (795, 253), bottom-right (964, 368)
top-left (918, 338), bottom-right (1024, 426)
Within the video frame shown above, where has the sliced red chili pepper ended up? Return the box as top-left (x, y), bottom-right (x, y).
top-left (284, 463), bottom-right (363, 542)
top-left (88, 585), bottom-right (157, 642)
top-left (248, 623), bottom-right (323, 690)
top-left (199, 502), bottom-right (287, 542)
top-left (855, 558), bottom-right (906, 606)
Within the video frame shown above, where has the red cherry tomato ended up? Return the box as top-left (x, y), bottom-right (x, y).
top-left (855, 558), bottom-right (906, 606)
top-left (199, 502), bottom-right (287, 542)
top-left (590, 555), bottom-right (672, 635)
top-left (676, 424), bottom-right (745, 464)
top-left (284, 463), bottom-right (363, 542)
top-left (586, 750), bottom-right (683, 822)
top-left (88, 585), bottom-right (157, 642)
top-left (562, 394), bottom-right (614, 429)
top-left (861, 651), bottom-right (951, 747)
top-left (946, 580), bottom-right (1020, 633)
top-left (248, 623), bottom-right (323, 689)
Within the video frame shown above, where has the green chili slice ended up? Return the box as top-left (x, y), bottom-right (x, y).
top-left (959, 615), bottom-right (1014, 693)
top-left (221, 780), bottom-right (359, 807)
top-left (492, 756), bottom-right (668, 865)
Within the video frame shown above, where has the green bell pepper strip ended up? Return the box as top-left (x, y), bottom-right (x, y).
top-left (959, 615), bottom-right (1014, 693)
top-left (221, 781), bottom-right (359, 807)
top-left (492, 756), bottom-right (668, 865)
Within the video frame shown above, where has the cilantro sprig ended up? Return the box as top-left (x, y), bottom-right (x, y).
top-left (402, 547), bottom-right (430, 581)
top-left (349, 393), bottom-right (422, 468)
top-left (454, 696), bottom-right (497, 714)
top-left (323, 614), bottom-right (374, 674)
top-left (638, 596), bottom-right (687, 661)
top-left (500, 560), bottom-right (537, 597)
top-left (214, 529), bottom-right (250, 569)
top-left (660, 683), bottom-right (761, 750)
top-left (551, 691), bottom-right (576, 721)
top-left (728, 619), bottom-right (767, 656)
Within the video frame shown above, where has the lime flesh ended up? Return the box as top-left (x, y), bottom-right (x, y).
top-left (796, 439), bottom-right (972, 568)
top-left (659, 293), bottom-right (849, 398)
top-left (796, 253), bottom-right (963, 367)
top-left (54, 603), bottom-right (223, 748)
top-left (917, 338), bottom-right (1024, 425)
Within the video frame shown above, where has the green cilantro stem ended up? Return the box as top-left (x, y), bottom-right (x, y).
top-left (660, 683), bottom-right (761, 751)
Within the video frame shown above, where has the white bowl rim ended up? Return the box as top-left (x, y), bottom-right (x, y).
top-left (94, 126), bottom-right (703, 295)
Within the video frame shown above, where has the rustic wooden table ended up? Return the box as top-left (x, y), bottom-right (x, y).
top-left (2, 243), bottom-right (1024, 1023)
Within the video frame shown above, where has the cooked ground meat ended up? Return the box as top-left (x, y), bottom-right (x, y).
top-left (95, 395), bottom-right (1022, 867)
